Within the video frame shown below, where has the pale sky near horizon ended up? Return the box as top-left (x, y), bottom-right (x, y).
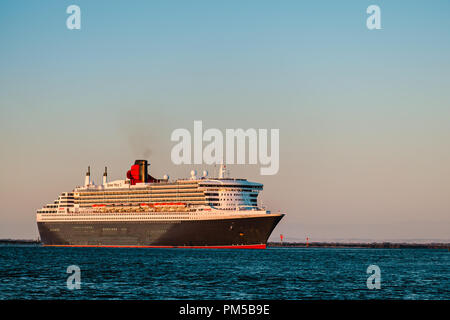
top-left (1, 1), bottom-right (449, 241)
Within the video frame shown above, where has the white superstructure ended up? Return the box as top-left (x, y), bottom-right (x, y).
top-left (37, 163), bottom-right (273, 223)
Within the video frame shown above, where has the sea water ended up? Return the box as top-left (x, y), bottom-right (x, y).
top-left (0, 245), bottom-right (448, 300)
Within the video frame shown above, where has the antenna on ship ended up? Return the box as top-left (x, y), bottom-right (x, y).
top-left (84, 166), bottom-right (91, 186)
top-left (219, 164), bottom-right (229, 179)
top-left (103, 166), bottom-right (108, 185)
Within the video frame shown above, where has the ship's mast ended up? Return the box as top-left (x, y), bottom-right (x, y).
top-left (219, 164), bottom-right (228, 179)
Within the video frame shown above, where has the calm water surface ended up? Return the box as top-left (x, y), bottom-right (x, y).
top-left (0, 245), bottom-right (448, 300)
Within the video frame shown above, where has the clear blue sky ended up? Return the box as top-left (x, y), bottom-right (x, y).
top-left (1, 1), bottom-right (449, 240)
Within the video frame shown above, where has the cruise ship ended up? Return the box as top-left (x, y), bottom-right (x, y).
top-left (36, 160), bottom-right (284, 249)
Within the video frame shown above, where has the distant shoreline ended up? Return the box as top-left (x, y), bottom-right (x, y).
top-left (0, 239), bottom-right (449, 249)
top-left (267, 242), bottom-right (450, 249)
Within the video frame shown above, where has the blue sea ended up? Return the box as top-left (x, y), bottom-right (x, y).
top-left (0, 245), bottom-right (448, 300)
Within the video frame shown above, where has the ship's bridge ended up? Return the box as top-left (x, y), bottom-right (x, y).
top-left (196, 178), bottom-right (263, 210)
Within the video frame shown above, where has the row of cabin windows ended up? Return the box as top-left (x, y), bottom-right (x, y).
top-left (78, 202), bottom-right (207, 207)
top-left (77, 193), bottom-right (204, 198)
top-left (78, 190), bottom-right (202, 196)
top-left (77, 199), bottom-right (207, 203)
top-left (77, 187), bottom-right (200, 195)
top-left (199, 184), bottom-right (262, 189)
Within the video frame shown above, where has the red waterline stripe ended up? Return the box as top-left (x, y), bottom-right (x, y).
top-left (43, 244), bottom-right (266, 249)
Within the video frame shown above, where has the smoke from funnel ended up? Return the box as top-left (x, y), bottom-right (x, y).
top-left (117, 108), bottom-right (168, 160)
top-left (124, 128), bottom-right (153, 160)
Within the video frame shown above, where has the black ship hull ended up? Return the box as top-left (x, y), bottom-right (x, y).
top-left (37, 214), bottom-right (284, 249)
